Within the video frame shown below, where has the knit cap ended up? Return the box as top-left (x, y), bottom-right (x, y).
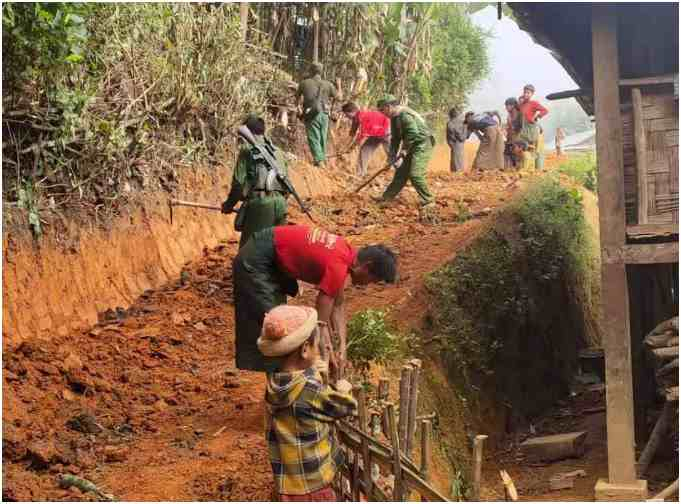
top-left (257, 305), bottom-right (318, 357)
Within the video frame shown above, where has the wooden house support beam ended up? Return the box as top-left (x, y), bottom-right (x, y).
top-left (602, 243), bottom-right (679, 265)
top-left (592, 5), bottom-right (646, 497)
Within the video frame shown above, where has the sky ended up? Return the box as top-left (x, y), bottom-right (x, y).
top-left (467, 6), bottom-right (577, 112)
top-left (467, 6), bottom-right (592, 143)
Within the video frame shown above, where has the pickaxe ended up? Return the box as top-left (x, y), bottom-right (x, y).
top-left (168, 198), bottom-right (222, 224)
top-left (352, 154), bottom-right (404, 194)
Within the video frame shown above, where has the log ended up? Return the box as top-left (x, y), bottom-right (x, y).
top-left (519, 432), bottom-right (587, 462)
top-left (668, 337), bottom-right (678, 347)
top-left (398, 366), bottom-right (412, 450)
top-left (646, 333), bottom-right (675, 348)
top-left (387, 403), bottom-right (404, 502)
top-left (656, 358), bottom-right (678, 378)
top-left (666, 386), bottom-right (678, 402)
top-left (500, 470), bottom-right (518, 501)
top-left (549, 470), bottom-right (587, 491)
top-left (472, 435), bottom-right (488, 500)
top-left (636, 402), bottom-right (672, 476)
top-left (652, 346), bottom-right (679, 364)
top-left (648, 479), bottom-right (679, 502)
top-left (406, 360), bottom-right (421, 457)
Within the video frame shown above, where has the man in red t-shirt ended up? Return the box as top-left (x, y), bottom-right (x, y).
top-left (342, 102), bottom-right (391, 177)
top-left (232, 225), bottom-right (397, 375)
top-left (518, 84), bottom-right (549, 170)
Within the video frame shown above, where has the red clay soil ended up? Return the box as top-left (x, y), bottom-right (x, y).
top-left (3, 145), bottom-right (642, 502)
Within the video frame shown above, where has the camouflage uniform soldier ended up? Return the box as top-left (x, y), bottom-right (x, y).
top-left (376, 94), bottom-right (435, 209)
top-left (221, 115), bottom-right (289, 248)
top-left (296, 63), bottom-right (339, 167)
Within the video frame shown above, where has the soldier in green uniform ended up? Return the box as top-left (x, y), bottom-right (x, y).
top-left (296, 63), bottom-right (339, 168)
top-left (221, 115), bottom-right (289, 248)
top-left (376, 94), bottom-right (435, 210)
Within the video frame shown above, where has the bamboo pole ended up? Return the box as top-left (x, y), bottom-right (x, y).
top-left (472, 434), bottom-right (488, 501)
top-left (406, 360), bottom-right (422, 457)
top-left (649, 479), bottom-right (679, 501)
top-left (387, 403), bottom-right (404, 502)
top-left (379, 377), bottom-right (390, 436)
top-left (420, 420), bottom-right (432, 481)
top-left (355, 386), bottom-right (373, 499)
top-left (240, 3), bottom-right (249, 41)
top-left (398, 366), bottom-right (413, 449)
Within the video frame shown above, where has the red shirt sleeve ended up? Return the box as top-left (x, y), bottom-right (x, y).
top-left (533, 101), bottom-right (548, 119)
top-left (318, 261), bottom-right (349, 297)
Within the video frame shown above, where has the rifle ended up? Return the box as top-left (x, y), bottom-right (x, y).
top-left (237, 125), bottom-right (315, 224)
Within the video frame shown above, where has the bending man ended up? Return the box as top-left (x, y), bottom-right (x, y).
top-left (341, 101), bottom-right (391, 177)
top-left (232, 225), bottom-right (397, 377)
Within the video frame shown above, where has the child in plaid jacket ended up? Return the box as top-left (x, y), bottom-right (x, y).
top-left (258, 305), bottom-right (357, 501)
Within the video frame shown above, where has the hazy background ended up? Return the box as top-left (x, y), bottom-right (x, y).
top-left (468, 6), bottom-right (593, 144)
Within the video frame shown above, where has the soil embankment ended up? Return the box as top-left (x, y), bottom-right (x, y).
top-left (5, 145), bottom-right (622, 502)
top-left (2, 162), bottom-right (336, 346)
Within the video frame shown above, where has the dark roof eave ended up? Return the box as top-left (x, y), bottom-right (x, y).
top-left (508, 3), bottom-right (595, 115)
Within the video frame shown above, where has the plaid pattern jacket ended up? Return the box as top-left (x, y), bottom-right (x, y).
top-left (265, 367), bottom-right (358, 495)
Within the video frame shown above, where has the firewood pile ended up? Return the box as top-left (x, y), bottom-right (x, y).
top-left (638, 316), bottom-right (678, 479)
top-left (644, 316), bottom-right (678, 399)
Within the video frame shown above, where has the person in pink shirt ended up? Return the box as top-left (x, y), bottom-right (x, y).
top-left (341, 102), bottom-right (391, 177)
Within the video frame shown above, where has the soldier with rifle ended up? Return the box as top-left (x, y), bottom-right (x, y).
top-left (296, 63), bottom-right (340, 168)
top-left (222, 114), bottom-right (312, 248)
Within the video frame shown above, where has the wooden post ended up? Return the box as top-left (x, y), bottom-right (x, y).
top-left (398, 366), bottom-right (412, 450)
top-left (355, 386), bottom-right (373, 499)
top-left (636, 402), bottom-right (672, 477)
top-left (632, 87), bottom-right (648, 225)
top-left (240, 3), bottom-right (249, 41)
top-left (406, 360), bottom-right (421, 457)
top-left (378, 377), bottom-right (390, 436)
top-left (472, 434), bottom-right (488, 501)
top-left (420, 420), bottom-right (432, 481)
top-left (386, 403), bottom-right (404, 502)
top-left (592, 3), bottom-right (638, 485)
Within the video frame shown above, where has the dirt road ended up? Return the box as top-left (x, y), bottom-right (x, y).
top-left (3, 146), bottom-right (589, 501)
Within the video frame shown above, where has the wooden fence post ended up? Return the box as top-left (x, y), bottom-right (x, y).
top-left (379, 377), bottom-right (390, 436)
top-left (356, 385), bottom-right (373, 499)
top-left (398, 366), bottom-right (413, 450)
top-left (406, 359), bottom-right (422, 457)
top-left (420, 420), bottom-right (432, 481)
top-left (387, 403), bottom-right (404, 502)
top-left (472, 434), bottom-right (488, 501)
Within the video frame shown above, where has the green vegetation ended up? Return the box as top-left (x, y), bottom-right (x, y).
top-left (558, 152), bottom-right (598, 191)
top-left (347, 309), bottom-right (401, 376)
top-left (422, 177), bottom-right (600, 490)
top-left (3, 3), bottom-right (490, 236)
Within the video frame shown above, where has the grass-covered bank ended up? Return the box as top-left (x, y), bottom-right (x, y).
top-left (419, 175), bottom-right (601, 496)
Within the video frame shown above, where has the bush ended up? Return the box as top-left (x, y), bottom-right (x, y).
top-left (425, 177), bottom-right (598, 415)
top-left (558, 153), bottom-right (598, 191)
top-left (347, 309), bottom-right (401, 374)
top-left (2, 3), bottom-right (287, 231)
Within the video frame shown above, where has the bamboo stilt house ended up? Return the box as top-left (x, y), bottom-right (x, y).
top-left (508, 3), bottom-right (678, 501)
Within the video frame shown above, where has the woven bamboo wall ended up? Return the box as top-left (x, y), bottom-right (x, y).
top-left (623, 89), bottom-right (679, 226)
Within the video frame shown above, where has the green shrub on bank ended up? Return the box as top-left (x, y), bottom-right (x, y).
top-left (426, 176), bottom-right (598, 412)
top-left (558, 153), bottom-right (598, 191)
top-left (347, 309), bottom-right (401, 375)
